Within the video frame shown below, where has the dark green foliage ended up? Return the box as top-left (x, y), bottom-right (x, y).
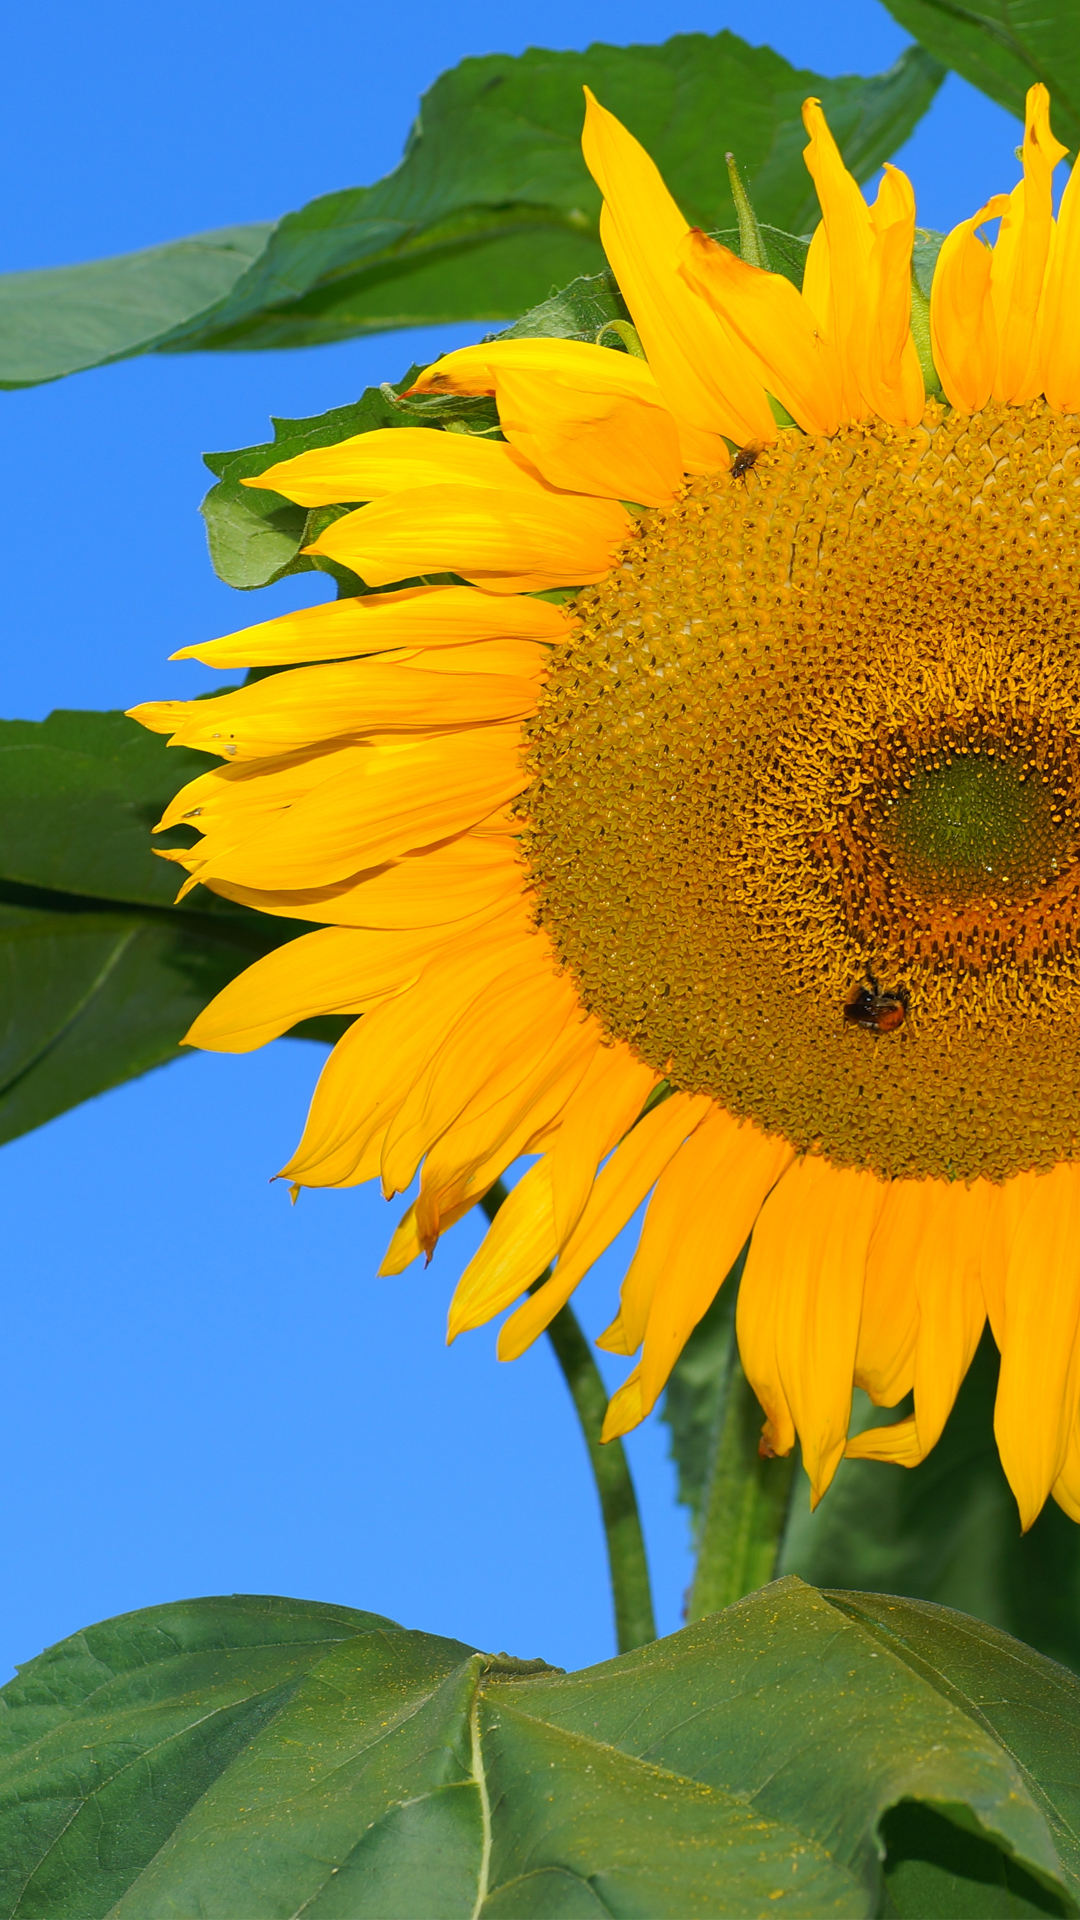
top-left (1, 1582), bottom-right (1076, 1917)
top-left (884, 0), bottom-right (1080, 152)
top-left (0, 34), bottom-right (943, 388)
top-left (0, 710), bottom-right (339, 1146)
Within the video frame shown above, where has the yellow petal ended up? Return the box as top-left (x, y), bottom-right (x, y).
top-left (170, 584), bottom-right (570, 669)
top-left (487, 366), bottom-right (682, 507)
top-left (800, 99), bottom-right (874, 421)
top-left (1052, 1424), bottom-right (1080, 1523)
top-left (929, 198), bottom-right (1007, 412)
top-left (1041, 145), bottom-right (1080, 410)
top-left (378, 952), bottom-right (583, 1196)
top-left (201, 831), bottom-right (525, 929)
top-left (411, 338), bottom-right (683, 505)
top-left (281, 912), bottom-right (533, 1189)
top-left (907, 1179), bottom-right (990, 1459)
top-left (245, 426), bottom-right (550, 507)
top-left (546, 1047), bottom-right (661, 1249)
top-left (497, 1089), bottom-right (713, 1361)
top-left (379, 1200), bottom-right (427, 1276)
top-left (446, 1043), bottom-right (661, 1309)
top-left (416, 1023), bottom-right (606, 1256)
top-left (737, 1157), bottom-right (886, 1503)
top-left (865, 165), bottom-right (925, 425)
top-left (677, 230), bottom-right (843, 435)
top-left (185, 921), bottom-right (478, 1053)
top-left (446, 1160), bottom-right (560, 1336)
top-left (602, 1110), bottom-right (795, 1436)
top-left (132, 653), bottom-right (542, 762)
top-left (189, 725), bottom-right (528, 892)
top-left (801, 101), bottom-right (923, 426)
top-left (308, 485), bottom-right (630, 594)
top-left (845, 1414), bottom-right (924, 1466)
top-left (855, 1179), bottom-right (923, 1406)
top-left (991, 83), bottom-right (1068, 403)
top-left (580, 89), bottom-right (772, 463)
top-left (992, 1161), bottom-right (1080, 1530)
top-left (413, 336), bottom-right (665, 398)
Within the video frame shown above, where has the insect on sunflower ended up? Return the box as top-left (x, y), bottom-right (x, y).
top-left (134, 83), bottom-right (1080, 1529)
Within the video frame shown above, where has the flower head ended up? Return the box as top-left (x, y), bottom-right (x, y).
top-left (134, 83), bottom-right (1080, 1527)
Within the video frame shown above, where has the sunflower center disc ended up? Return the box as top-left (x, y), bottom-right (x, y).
top-left (524, 405), bottom-right (1080, 1181)
top-left (887, 751), bottom-right (1058, 896)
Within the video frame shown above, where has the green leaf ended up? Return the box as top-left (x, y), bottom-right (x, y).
top-left (202, 368), bottom-right (501, 593)
top-left (0, 709), bottom-right (341, 1147)
top-left (782, 1328), bottom-right (1080, 1678)
top-left (882, 0), bottom-right (1080, 152)
top-left (0, 1582), bottom-right (1075, 1916)
top-left (0, 35), bottom-right (944, 388)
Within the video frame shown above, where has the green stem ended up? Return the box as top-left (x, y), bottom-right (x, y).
top-left (481, 1181), bottom-right (657, 1653)
top-left (687, 1306), bottom-right (795, 1621)
top-left (725, 152), bottom-right (771, 269)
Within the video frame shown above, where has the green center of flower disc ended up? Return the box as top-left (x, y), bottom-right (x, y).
top-left (884, 751), bottom-right (1063, 899)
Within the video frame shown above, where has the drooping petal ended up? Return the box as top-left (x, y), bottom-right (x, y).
top-left (929, 198), bottom-right (1008, 412)
top-left (581, 88), bottom-right (773, 464)
top-left (411, 339), bottom-right (683, 506)
top-left (737, 1157), bottom-right (886, 1503)
top-left (852, 1178), bottom-right (923, 1408)
top-left (307, 485), bottom-right (631, 593)
top-left (849, 1177), bottom-right (988, 1466)
top-left (171, 585), bottom-right (570, 670)
top-left (445, 1160), bottom-right (560, 1331)
top-left (280, 912), bottom-right (537, 1189)
top-left (677, 229), bottom-right (843, 435)
top-left (601, 1110), bottom-right (795, 1438)
top-left (992, 1162), bottom-right (1080, 1529)
top-left (378, 952), bottom-right (585, 1196)
top-left (497, 1090), bottom-right (714, 1361)
top-left (415, 1023), bottom-right (620, 1259)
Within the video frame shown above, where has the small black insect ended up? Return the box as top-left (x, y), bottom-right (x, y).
top-left (843, 969), bottom-right (909, 1034)
top-left (731, 441), bottom-right (763, 484)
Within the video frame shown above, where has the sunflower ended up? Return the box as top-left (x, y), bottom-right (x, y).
top-left (133, 83), bottom-right (1080, 1530)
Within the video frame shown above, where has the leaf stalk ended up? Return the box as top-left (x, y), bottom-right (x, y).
top-left (481, 1181), bottom-right (657, 1653)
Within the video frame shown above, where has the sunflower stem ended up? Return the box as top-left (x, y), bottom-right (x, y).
top-left (686, 1321), bottom-right (796, 1621)
top-left (726, 153), bottom-right (771, 270)
top-left (481, 1180), bottom-right (657, 1653)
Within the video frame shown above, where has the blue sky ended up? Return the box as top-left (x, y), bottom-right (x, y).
top-left (0, 0), bottom-right (1020, 1681)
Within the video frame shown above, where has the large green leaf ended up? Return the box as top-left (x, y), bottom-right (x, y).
top-left (0, 709), bottom-right (340, 1146)
top-left (883, 0), bottom-right (1080, 151)
top-left (0, 1582), bottom-right (1074, 1916)
top-left (0, 34), bottom-right (943, 389)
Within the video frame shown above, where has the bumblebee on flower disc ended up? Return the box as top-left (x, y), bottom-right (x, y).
top-left (843, 972), bottom-right (909, 1034)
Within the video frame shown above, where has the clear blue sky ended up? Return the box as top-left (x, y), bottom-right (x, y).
top-left (0, 0), bottom-right (1019, 1681)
